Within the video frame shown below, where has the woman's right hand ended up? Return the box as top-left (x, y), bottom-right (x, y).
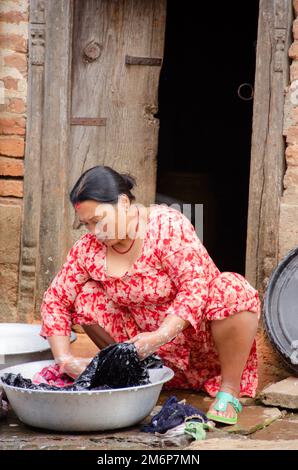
top-left (56, 354), bottom-right (92, 379)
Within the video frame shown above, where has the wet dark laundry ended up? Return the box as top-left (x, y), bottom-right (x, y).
top-left (1, 343), bottom-right (163, 391)
top-left (0, 390), bottom-right (8, 420)
top-left (141, 396), bottom-right (208, 434)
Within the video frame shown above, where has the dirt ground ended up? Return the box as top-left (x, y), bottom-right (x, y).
top-left (1, 333), bottom-right (298, 451)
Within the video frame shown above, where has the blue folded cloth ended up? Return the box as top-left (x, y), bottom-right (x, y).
top-left (141, 395), bottom-right (208, 434)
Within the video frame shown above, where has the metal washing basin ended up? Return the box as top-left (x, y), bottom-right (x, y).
top-left (0, 360), bottom-right (174, 432)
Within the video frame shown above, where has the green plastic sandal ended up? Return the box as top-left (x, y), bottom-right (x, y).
top-left (206, 391), bottom-right (243, 425)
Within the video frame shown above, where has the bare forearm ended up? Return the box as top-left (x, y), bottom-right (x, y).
top-left (81, 324), bottom-right (116, 349)
top-left (48, 336), bottom-right (71, 362)
top-left (48, 335), bottom-right (93, 379)
top-left (127, 314), bottom-right (190, 360)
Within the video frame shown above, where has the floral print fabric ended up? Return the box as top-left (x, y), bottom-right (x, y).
top-left (40, 204), bottom-right (261, 397)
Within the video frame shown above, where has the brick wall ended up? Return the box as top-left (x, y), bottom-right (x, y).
top-left (280, 1), bottom-right (298, 258)
top-left (0, 0), bottom-right (28, 321)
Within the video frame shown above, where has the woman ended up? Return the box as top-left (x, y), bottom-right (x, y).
top-left (40, 165), bottom-right (260, 425)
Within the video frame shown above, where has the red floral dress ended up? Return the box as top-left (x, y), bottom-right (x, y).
top-left (40, 204), bottom-right (261, 397)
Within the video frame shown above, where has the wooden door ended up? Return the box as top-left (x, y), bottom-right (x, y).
top-left (246, 0), bottom-right (292, 295)
top-left (18, 0), bottom-right (166, 321)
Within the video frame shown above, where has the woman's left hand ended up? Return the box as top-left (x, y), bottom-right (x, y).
top-left (126, 331), bottom-right (163, 360)
top-left (126, 315), bottom-right (190, 361)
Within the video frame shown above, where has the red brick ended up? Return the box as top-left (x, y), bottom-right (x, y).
top-left (0, 34), bottom-right (27, 53)
top-left (289, 41), bottom-right (298, 60)
top-left (285, 145), bottom-right (298, 166)
top-left (290, 61), bottom-right (298, 82)
top-left (286, 125), bottom-right (298, 145)
top-left (284, 166), bottom-right (298, 190)
top-left (9, 98), bottom-right (26, 113)
top-left (2, 76), bottom-right (18, 90)
top-left (0, 156), bottom-right (24, 176)
top-left (0, 117), bottom-right (26, 135)
top-left (4, 53), bottom-right (27, 75)
top-left (0, 137), bottom-right (24, 157)
top-left (0, 11), bottom-right (28, 24)
top-left (0, 98), bottom-right (26, 114)
top-left (294, 19), bottom-right (298, 40)
top-left (0, 179), bottom-right (23, 197)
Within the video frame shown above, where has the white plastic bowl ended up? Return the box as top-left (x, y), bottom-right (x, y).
top-left (0, 323), bottom-right (76, 370)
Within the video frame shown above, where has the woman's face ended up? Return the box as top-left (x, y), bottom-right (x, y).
top-left (75, 198), bottom-right (129, 246)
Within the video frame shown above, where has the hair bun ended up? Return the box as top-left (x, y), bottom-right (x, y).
top-left (120, 173), bottom-right (136, 190)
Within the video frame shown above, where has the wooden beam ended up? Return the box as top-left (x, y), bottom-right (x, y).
top-left (246, 0), bottom-right (293, 295)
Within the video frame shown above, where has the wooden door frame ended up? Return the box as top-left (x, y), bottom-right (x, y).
top-left (18, 0), bottom-right (73, 321)
top-left (246, 0), bottom-right (293, 295)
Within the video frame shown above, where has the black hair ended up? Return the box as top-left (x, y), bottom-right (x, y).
top-left (70, 165), bottom-right (136, 205)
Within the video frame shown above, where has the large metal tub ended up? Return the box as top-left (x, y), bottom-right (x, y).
top-left (0, 360), bottom-right (174, 432)
top-left (0, 323), bottom-right (76, 370)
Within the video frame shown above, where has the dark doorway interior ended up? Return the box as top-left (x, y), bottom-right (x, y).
top-left (156, 1), bottom-right (260, 274)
